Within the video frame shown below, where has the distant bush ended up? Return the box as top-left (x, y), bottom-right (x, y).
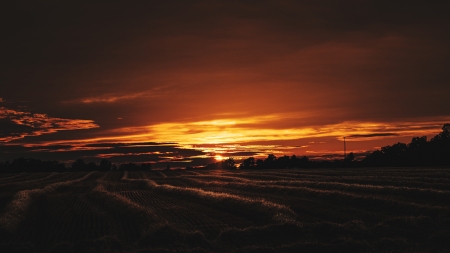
top-left (0, 158), bottom-right (67, 173)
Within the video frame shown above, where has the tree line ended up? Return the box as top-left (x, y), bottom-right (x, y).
top-left (234, 124), bottom-right (450, 169)
top-left (1, 124), bottom-right (449, 173)
top-left (0, 158), bottom-right (153, 173)
top-left (361, 124), bottom-right (450, 167)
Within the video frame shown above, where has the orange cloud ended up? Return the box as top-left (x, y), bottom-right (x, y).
top-left (64, 86), bottom-right (172, 104)
top-left (0, 107), bottom-right (99, 142)
top-left (82, 92), bottom-right (148, 104)
top-left (112, 117), bottom-right (447, 145)
top-left (35, 113), bottom-right (448, 148)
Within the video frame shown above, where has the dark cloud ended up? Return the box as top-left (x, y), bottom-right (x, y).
top-left (0, 118), bottom-right (35, 140)
top-left (0, 142), bottom-right (207, 168)
top-left (0, 106), bottom-right (98, 142)
top-left (225, 151), bottom-right (260, 157)
top-left (347, 133), bottom-right (399, 139)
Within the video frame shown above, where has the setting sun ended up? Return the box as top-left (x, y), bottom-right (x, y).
top-left (214, 155), bottom-right (224, 161)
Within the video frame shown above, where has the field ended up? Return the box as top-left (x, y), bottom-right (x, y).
top-left (0, 168), bottom-right (449, 253)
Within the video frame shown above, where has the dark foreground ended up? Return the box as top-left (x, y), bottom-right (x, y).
top-left (0, 168), bottom-right (449, 253)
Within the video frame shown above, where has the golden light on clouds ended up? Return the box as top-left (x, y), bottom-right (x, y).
top-left (34, 114), bottom-right (449, 151)
top-left (214, 155), bottom-right (224, 161)
top-left (115, 117), bottom-right (447, 145)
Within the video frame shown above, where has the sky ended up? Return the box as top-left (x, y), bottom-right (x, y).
top-left (1, 1), bottom-right (450, 168)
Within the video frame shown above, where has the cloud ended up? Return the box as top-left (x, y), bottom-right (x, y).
top-left (347, 133), bottom-right (399, 139)
top-left (62, 92), bottom-right (148, 104)
top-left (1, 117), bottom-right (447, 167)
top-left (64, 86), bottom-right (173, 104)
top-left (93, 115), bottom-right (449, 145)
top-left (0, 106), bottom-right (99, 142)
top-left (0, 142), bottom-right (208, 168)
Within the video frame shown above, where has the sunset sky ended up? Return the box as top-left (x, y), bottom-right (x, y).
top-left (1, 1), bottom-right (450, 167)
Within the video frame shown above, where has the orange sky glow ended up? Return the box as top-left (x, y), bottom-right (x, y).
top-left (1, 1), bottom-right (450, 167)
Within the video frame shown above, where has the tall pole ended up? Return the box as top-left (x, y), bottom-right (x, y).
top-left (344, 136), bottom-right (346, 159)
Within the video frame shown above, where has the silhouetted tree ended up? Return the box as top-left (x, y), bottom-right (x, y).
top-left (255, 159), bottom-right (264, 169)
top-left (223, 157), bottom-right (236, 169)
top-left (264, 154), bottom-right (277, 168)
top-left (99, 159), bottom-right (112, 171)
top-left (87, 162), bottom-right (98, 171)
top-left (381, 142), bottom-right (408, 166)
top-left (345, 152), bottom-right (355, 162)
top-left (3, 158), bottom-right (66, 172)
top-left (119, 163), bottom-right (139, 171)
top-left (276, 155), bottom-right (290, 169)
top-left (72, 159), bottom-right (87, 171)
top-left (407, 136), bottom-right (428, 166)
top-left (0, 161), bottom-right (10, 173)
top-left (11, 157), bottom-right (36, 172)
top-left (343, 152), bottom-right (355, 167)
top-left (240, 157), bottom-right (255, 169)
top-left (298, 156), bottom-right (309, 168)
top-left (140, 163), bottom-right (152, 170)
top-left (362, 124), bottom-right (450, 167)
top-left (429, 124), bottom-right (450, 165)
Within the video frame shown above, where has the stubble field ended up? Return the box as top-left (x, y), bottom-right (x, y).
top-left (0, 167), bottom-right (449, 253)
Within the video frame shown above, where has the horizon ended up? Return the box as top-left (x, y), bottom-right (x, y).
top-left (1, 1), bottom-right (450, 168)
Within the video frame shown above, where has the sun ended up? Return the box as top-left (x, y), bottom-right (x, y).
top-left (214, 155), bottom-right (224, 161)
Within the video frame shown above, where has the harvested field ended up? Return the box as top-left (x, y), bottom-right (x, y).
top-left (0, 167), bottom-right (449, 252)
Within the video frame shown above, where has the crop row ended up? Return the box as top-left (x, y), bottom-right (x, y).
top-left (0, 168), bottom-right (449, 252)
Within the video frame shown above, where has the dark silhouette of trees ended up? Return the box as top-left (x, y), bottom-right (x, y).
top-left (344, 152), bottom-right (355, 163)
top-left (362, 142), bottom-right (409, 167)
top-left (277, 155), bottom-right (290, 169)
top-left (362, 124), bottom-right (450, 167)
top-left (99, 159), bottom-right (113, 171)
top-left (119, 163), bottom-right (140, 171)
top-left (140, 163), bottom-right (152, 170)
top-left (264, 154), bottom-right (277, 168)
top-left (298, 156), bottom-right (310, 168)
top-left (428, 124), bottom-right (450, 166)
top-left (0, 161), bottom-right (10, 173)
top-left (223, 157), bottom-right (236, 169)
top-left (0, 158), bottom-right (66, 173)
top-left (237, 125), bottom-right (450, 169)
top-left (87, 162), bottom-right (98, 171)
top-left (239, 154), bottom-right (311, 170)
top-left (239, 157), bottom-right (255, 169)
top-left (71, 159), bottom-right (87, 171)
top-left (407, 136), bottom-right (428, 166)
top-left (256, 159), bottom-right (264, 168)
top-left (71, 159), bottom-right (148, 172)
top-left (204, 157), bottom-right (237, 170)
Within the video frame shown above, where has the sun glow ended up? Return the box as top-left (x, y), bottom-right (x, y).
top-left (30, 115), bottom-right (449, 148)
top-left (214, 155), bottom-right (224, 161)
